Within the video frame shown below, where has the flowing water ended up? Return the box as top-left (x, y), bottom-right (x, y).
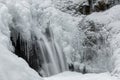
top-left (10, 27), bottom-right (68, 77)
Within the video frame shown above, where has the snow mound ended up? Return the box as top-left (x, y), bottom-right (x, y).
top-left (0, 45), bottom-right (42, 80)
top-left (44, 71), bottom-right (119, 80)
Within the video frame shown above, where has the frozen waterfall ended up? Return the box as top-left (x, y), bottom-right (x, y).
top-left (10, 26), bottom-right (68, 77)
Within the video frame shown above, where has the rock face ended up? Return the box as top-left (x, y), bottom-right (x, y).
top-left (79, 0), bottom-right (120, 15)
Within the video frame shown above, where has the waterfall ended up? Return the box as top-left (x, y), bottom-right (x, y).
top-left (10, 26), bottom-right (68, 77)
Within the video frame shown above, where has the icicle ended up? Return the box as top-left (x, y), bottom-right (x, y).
top-left (26, 42), bottom-right (28, 61)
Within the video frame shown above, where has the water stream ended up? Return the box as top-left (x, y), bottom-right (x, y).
top-left (10, 27), bottom-right (68, 77)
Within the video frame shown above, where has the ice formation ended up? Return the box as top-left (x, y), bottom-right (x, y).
top-left (0, 0), bottom-right (120, 80)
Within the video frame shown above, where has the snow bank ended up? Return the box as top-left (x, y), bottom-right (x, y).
top-left (0, 45), bottom-right (42, 80)
top-left (44, 71), bottom-right (119, 80)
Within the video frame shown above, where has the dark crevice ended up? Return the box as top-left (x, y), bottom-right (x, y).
top-left (10, 28), bottom-right (43, 76)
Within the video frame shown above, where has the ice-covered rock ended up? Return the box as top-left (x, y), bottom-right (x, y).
top-left (79, 5), bottom-right (120, 77)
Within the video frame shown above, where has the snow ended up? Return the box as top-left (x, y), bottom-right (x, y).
top-left (80, 5), bottom-right (120, 77)
top-left (44, 71), bottom-right (119, 80)
top-left (86, 5), bottom-right (120, 25)
top-left (0, 44), bottom-right (42, 80)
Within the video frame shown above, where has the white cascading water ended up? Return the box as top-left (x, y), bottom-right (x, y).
top-left (10, 26), bottom-right (68, 77)
top-left (37, 27), bottom-right (68, 76)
